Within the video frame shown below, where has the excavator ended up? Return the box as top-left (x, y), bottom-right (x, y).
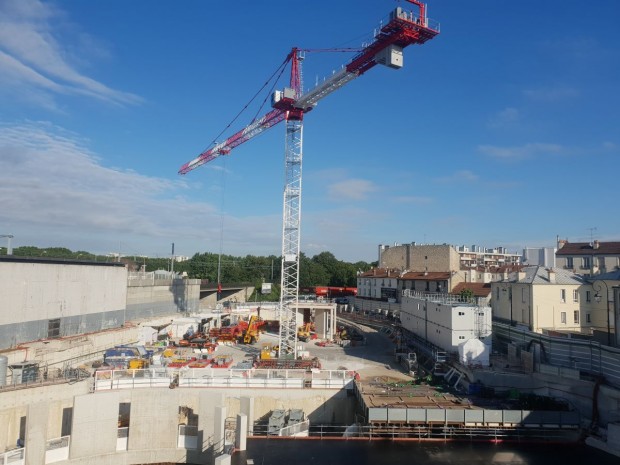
top-left (241, 315), bottom-right (265, 344)
top-left (297, 322), bottom-right (314, 342)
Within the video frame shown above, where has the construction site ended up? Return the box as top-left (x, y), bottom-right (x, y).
top-left (2, 1), bottom-right (620, 464)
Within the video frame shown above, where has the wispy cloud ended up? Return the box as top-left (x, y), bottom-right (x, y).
top-left (435, 170), bottom-right (479, 184)
top-left (392, 196), bottom-right (433, 204)
top-left (0, 0), bottom-right (142, 109)
top-left (478, 143), bottom-right (562, 160)
top-left (522, 85), bottom-right (579, 102)
top-left (327, 178), bottom-right (378, 201)
top-left (0, 121), bottom-right (282, 255)
top-left (487, 107), bottom-right (520, 129)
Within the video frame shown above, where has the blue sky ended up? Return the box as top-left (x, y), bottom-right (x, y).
top-left (0, 0), bottom-right (618, 263)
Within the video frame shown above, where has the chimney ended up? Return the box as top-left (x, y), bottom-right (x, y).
top-left (594, 240), bottom-right (600, 250)
top-left (517, 271), bottom-right (526, 281)
top-left (547, 269), bottom-right (556, 283)
top-left (557, 239), bottom-right (567, 250)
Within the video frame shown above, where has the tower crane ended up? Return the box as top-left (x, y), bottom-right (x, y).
top-left (179, 1), bottom-right (439, 359)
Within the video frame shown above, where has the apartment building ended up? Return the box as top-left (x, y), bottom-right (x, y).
top-left (556, 239), bottom-right (620, 276)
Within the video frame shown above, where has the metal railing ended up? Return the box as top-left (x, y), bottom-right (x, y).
top-left (93, 367), bottom-right (354, 391)
top-left (0, 448), bottom-right (24, 465)
top-left (402, 290), bottom-right (485, 306)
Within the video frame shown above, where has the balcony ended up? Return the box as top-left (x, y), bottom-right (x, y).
top-left (45, 436), bottom-right (70, 464)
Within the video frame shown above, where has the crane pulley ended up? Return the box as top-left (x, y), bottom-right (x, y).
top-left (178, 1), bottom-right (439, 358)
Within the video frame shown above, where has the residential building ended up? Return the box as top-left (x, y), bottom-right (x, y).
top-left (457, 245), bottom-right (522, 269)
top-left (492, 266), bottom-right (600, 336)
top-left (356, 268), bottom-right (401, 301)
top-left (378, 242), bottom-right (522, 275)
top-left (556, 239), bottom-right (620, 276)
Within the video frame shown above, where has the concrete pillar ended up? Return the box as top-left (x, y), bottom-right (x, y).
top-left (214, 405), bottom-right (226, 454)
top-left (214, 454), bottom-right (231, 465)
top-left (239, 396), bottom-right (254, 435)
top-left (25, 401), bottom-right (49, 465)
top-left (235, 414), bottom-right (247, 451)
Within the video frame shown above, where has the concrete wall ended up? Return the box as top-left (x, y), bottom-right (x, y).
top-left (126, 278), bottom-right (200, 320)
top-left (0, 383), bottom-right (355, 464)
top-left (0, 259), bottom-right (127, 349)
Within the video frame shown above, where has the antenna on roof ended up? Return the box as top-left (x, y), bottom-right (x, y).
top-left (587, 227), bottom-right (597, 245)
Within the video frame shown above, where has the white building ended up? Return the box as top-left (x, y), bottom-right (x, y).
top-left (400, 290), bottom-right (492, 362)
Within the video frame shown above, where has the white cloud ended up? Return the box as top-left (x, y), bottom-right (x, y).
top-left (487, 107), bottom-right (519, 129)
top-left (0, 0), bottom-right (142, 109)
top-left (392, 196), bottom-right (433, 204)
top-left (435, 170), bottom-right (479, 183)
top-left (327, 178), bottom-right (378, 201)
top-left (478, 143), bottom-right (562, 159)
top-left (522, 86), bottom-right (579, 102)
top-left (0, 121), bottom-right (282, 256)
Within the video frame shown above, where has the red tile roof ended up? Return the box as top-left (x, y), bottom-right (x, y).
top-left (400, 271), bottom-right (451, 281)
top-left (450, 282), bottom-right (492, 297)
top-left (358, 268), bottom-right (401, 278)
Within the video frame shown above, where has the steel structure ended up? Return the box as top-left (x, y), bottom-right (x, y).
top-left (179, 1), bottom-right (439, 358)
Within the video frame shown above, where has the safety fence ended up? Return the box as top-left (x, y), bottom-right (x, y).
top-left (93, 367), bottom-right (354, 391)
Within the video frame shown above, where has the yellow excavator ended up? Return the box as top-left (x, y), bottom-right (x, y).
top-left (297, 322), bottom-right (313, 342)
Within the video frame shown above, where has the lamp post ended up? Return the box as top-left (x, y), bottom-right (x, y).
top-left (593, 280), bottom-right (611, 346)
top-left (502, 286), bottom-right (513, 343)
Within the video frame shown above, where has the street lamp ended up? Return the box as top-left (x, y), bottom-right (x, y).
top-left (502, 286), bottom-right (513, 343)
top-left (593, 280), bottom-right (611, 346)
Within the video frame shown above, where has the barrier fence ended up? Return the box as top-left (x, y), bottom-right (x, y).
top-left (94, 367), bottom-right (355, 391)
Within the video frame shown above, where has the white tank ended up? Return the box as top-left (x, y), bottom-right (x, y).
top-left (0, 355), bottom-right (8, 387)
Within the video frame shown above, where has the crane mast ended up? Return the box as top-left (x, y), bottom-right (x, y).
top-left (178, 1), bottom-right (439, 359)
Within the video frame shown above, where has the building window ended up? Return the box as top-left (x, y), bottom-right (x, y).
top-left (566, 257), bottom-right (573, 268)
top-left (582, 257), bottom-right (591, 269)
top-left (586, 291), bottom-right (591, 303)
top-left (574, 310), bottom-right (580, 324)
top-left (48, 318), bottom-right (61, 338)
top-left (458, 336), bottom-right (465, 340)
top-left (561, 312), bottom-right (566, 324)
top-left (560, 289), bottom-right (566, 303)
top-left (522, 288), bottom-right (526, 303)
top-left (458, 311), bottom-right (465, 316)
top-left (586, 313), bottom-right (591, 323)
top-left (573, 290), bottom-right (578, 302)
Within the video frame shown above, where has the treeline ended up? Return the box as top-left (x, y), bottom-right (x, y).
top-left (1, 246), bottom-right (375, 289)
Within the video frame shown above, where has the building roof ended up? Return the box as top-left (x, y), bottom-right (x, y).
top-left (514, 266), bottom-right (586, 285)
top-left (400, 271), bottom-right (451, 281)
top-left (0, 255), bottom-right (126, 267)
top-left (358, 268), bottom-right (401, 278)
top-left (556, 241), bottom-right (620, 256)
top-left (451, 282), bottom-right (492, 297)
top-left (588, 269), bottom-right (620, 282)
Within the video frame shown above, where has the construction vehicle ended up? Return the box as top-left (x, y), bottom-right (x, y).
top-left (178, 1), bottom-right (440, 360)
top-left (241, 315), bottom-right (265, 344)
top-left (260, 344), bottom-right (279, 360)
top-left (297, 322), bottom-right (313, 342)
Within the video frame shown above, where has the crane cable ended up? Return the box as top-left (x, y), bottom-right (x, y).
top-left (204, 53), bottom-right (294, 152)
